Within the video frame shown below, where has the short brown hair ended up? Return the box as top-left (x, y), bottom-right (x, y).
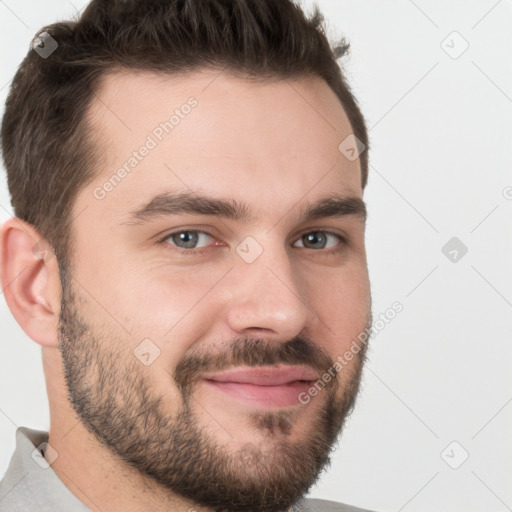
top-left (1, 0), bottom-right (369, 270)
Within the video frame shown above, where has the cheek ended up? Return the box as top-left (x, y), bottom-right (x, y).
top-left (308, 264), bottom-right (370, 346)
top-left (108, 268), bottom-right (226, 361)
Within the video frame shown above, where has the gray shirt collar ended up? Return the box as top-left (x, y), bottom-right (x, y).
top-left (0, 426), bottom-right (91, 511)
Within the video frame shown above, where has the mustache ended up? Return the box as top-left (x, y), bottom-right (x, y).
top-left (173, 335), bottom-right (336, 395)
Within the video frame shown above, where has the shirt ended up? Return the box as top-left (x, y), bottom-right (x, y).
top-left (0, 426), bottom-right (376, 512)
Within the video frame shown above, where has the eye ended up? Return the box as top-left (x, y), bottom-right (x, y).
top-left (158, 229), bottom-right (345, 254)
top-left (293, 231), bottom-right (344, 250)
top-left (163, 230), bottom-right (214, 250)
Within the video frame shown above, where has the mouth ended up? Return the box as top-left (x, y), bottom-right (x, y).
top-left (201, 365), bottom-right (319, 408)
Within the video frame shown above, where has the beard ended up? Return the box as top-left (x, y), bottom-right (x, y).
top-left (57, 265), bottom-right (371, 512)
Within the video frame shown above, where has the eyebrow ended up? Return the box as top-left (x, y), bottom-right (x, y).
top-left (121, 191), bottom-right (367, 226)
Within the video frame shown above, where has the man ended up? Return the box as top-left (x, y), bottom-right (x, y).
top-left (0, 0), bottom-right (375, 511)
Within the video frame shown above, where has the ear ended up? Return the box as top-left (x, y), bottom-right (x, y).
top-left (0, 217), bottom-right (62, 348)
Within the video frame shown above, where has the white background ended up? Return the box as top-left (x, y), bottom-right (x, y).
top-left (1, 1), bottom-right (511, 511)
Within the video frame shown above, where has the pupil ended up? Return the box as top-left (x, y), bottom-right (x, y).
top-left (174, 231), bottom-right (198, 248)
top-left (304, 232), bottom-right (326, 248)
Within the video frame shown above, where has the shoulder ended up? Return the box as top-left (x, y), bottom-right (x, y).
top-left (297, 497), bottom-right (379, 512)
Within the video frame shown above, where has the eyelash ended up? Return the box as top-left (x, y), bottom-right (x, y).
top-left (157, 229), bottom-right (347, 256)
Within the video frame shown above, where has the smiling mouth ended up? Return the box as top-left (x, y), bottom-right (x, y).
top-left (201, 365), bottom-right (319, 408)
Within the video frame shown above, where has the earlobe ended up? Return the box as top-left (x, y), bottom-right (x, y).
top-left (0, 217), bottom-right (61, 348)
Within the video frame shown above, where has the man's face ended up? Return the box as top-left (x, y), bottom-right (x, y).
top-left (58, 69), bottom-right (371, 511)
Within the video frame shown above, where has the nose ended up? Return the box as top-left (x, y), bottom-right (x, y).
top-left (225, 245), bottom-right (315, 340)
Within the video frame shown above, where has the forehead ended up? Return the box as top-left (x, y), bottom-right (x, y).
top-left (79, 69), bottom-right (362, 223)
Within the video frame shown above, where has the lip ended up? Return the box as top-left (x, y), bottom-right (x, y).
top-left (201, 365), bottom-right (319, 408)
top-left (202, 365), bottom-right (319, 386)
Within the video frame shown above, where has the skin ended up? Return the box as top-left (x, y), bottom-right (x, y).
top-left (0, 69), bottom-right (371, 512)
